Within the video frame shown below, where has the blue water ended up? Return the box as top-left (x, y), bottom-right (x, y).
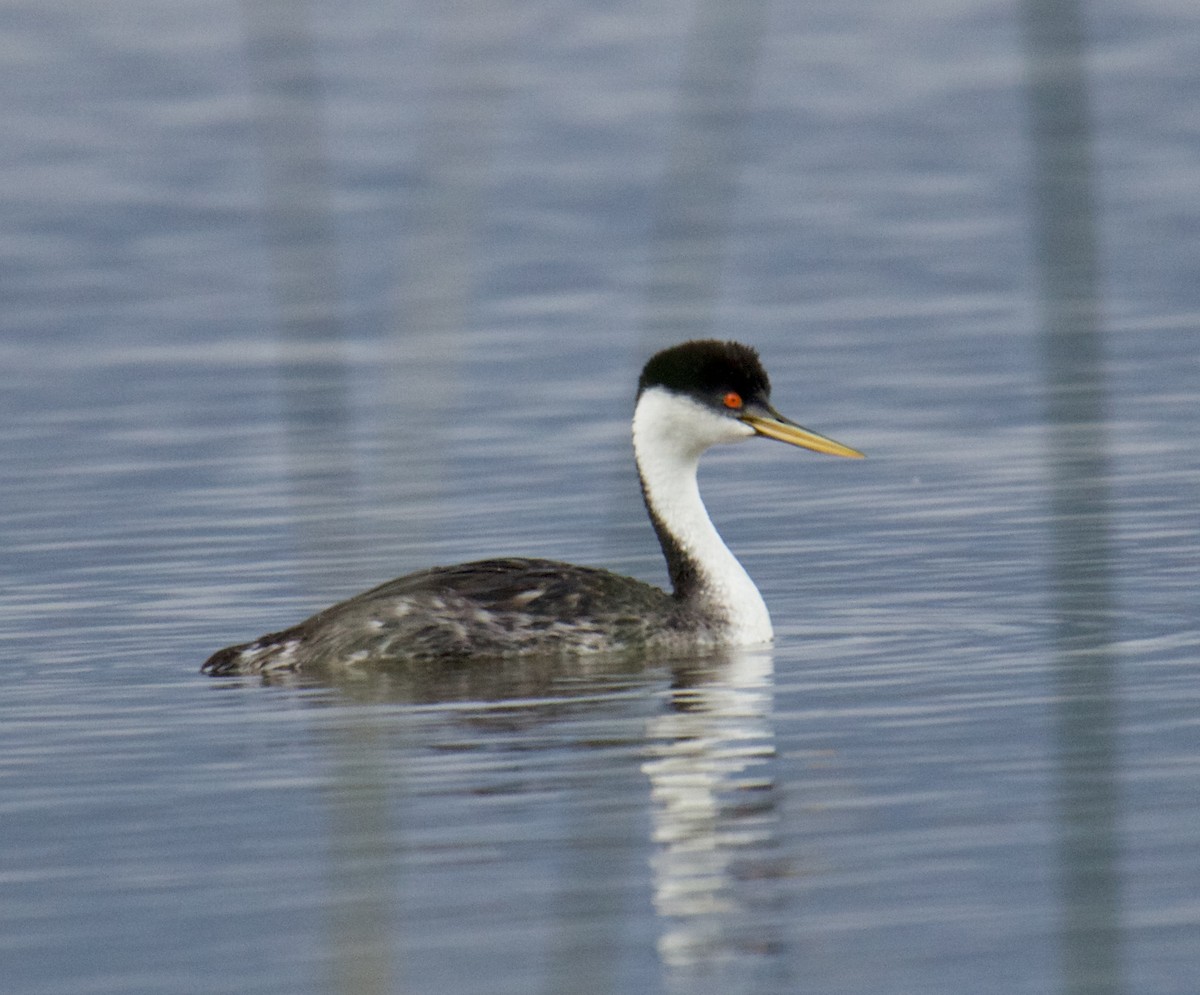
top-left (2, 2), bottom-right (1198, 994)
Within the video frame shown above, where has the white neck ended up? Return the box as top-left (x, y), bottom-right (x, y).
top-left (631, 388), bottom-right (774, 644)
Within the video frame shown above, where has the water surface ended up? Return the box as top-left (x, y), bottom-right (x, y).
top-left (2, 2), bottom-right (1199, 994)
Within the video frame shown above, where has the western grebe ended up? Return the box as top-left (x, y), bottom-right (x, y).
top-left (201, 339), bottom-right (862, 676)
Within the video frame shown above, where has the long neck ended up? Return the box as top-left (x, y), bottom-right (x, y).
top-left (632, 391), bottom-right (773, 644)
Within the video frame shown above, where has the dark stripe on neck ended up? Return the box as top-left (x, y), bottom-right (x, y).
top-left (638, 468), bottom-right (703, 601)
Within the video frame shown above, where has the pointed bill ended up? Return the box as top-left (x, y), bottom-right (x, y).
top-left (739, 410), bottom-right (864, 458)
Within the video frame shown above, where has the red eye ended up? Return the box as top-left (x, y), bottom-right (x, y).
top-left (723, 391), bottom-right (743, 410)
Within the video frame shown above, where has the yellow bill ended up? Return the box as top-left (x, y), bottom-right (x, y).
top-left (740, 411), bottom-right (865, 458)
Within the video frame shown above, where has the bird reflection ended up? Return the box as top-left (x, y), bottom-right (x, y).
top-left (642, 648), bottom-right (786, 983)
top-left (237, 645), bottom-right (789, 992)
top-left (231, 650), bottom-right (670, 708)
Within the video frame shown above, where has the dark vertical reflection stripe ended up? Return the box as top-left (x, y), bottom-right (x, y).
top-left (242, 6), bottom-right (391, 992)
top-left (643, 0), bottom-right (770, 344)
top-left (375, 2), bottom-right (517, 558)
top-left (325, 718), bottom-right (397, 995)
top-left (1020, 3), bottom-right (1123, 993)
top-left (619, 2), bottom-right (770, 560)
top-left (242, 0), bottom-right (362, 590)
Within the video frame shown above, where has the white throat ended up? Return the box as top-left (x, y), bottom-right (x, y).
top-left (631, 387), bottom-right (774, 644)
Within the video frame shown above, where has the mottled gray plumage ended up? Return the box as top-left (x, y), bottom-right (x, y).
top-left (202, 557), bottom-right (716, 676)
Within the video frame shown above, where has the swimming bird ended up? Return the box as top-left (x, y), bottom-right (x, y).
top-left (201, 339), bottom-right (862, 676)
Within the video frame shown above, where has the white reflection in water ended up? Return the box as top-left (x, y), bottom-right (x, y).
top-left (642, 648), bottom-right (780, 974)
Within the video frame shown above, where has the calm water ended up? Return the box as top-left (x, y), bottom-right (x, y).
top-left (3, 2), bottom-right (1198, 993)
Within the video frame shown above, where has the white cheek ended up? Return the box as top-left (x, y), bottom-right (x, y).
top-left (715, 413), bottom-right (756, 445)
top-left (634, 388), bottom-right (754, 456)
